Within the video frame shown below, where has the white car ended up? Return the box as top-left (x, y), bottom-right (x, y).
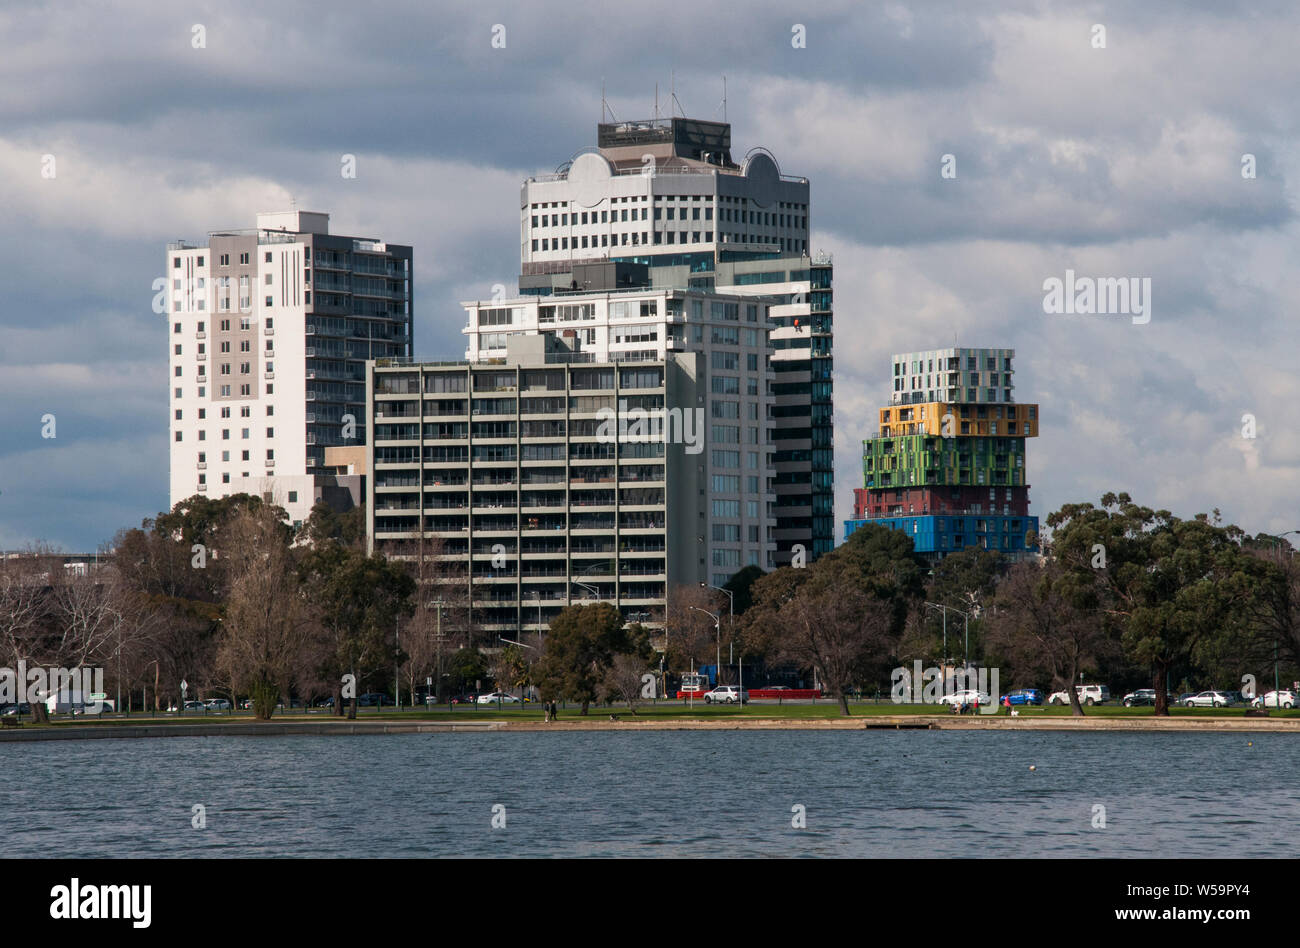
top-left (1251, 690), bottom-right (1296, 709)
top-left (476, 692), bottom-right (521, 705)
top-left (703, 685), bottom-right (749, 705)
top-left (204, 698), bottom-right (232, 710)
top-left (1182, 690), bottom-right (1234, 708)
top-left (1048, 684), bottom-right (1111, 706)
top-left (938, 689), bottom-right (991, 708)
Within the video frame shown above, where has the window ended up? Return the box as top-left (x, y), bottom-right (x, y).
top-left (219, 254), bottom-right (229, 266)
top-left (174, 409), bottom-right (182, 420)
top-left (266, 427), bottom-right (274, 437)
top-left (174, 431), bottom-right (183, 442)
top-left (288, 491), bottom-right (298, 503)
top-left (241, 450), bottom-right (250, 461)
top-left (174, 344), bottom-right (182, 355)
top-left (265, 296), bottom-right (273, 307)
top-left (173, 322), bottom-right (181, 334)
top-left (265, 273), bottom-right (272, 285)
top-left (173, 257), bottom-right (181, 269)
top-left (264, 252), bottom-right (272, 263)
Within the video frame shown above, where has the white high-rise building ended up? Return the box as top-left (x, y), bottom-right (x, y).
top-left (519, 117), bottom-right (809, 275)
top-left (167, 210), bottom-right (412, 525)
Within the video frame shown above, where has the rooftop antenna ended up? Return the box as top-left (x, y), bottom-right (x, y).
top-left (602, 80), bottom-right (618, 123)
top-left (720, 75), bottom-right (727, 122)
top-left (670, 68), bottom-right (685, 118)
top-left (654, 82), bottom-right (659, 121)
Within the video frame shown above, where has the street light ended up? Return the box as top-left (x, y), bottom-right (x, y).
top-left (701, 582), bottom-right (734, 681)
top-left (689, 606), bottom-right (721, 688)
top-left (925, 602), bottom-right (975, 676)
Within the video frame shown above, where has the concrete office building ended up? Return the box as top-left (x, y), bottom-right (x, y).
top-left (167, 210), bottom-right (412, 524)
top-left (367, 331), bottom-right (774, 636)
top-left (513, 115), bottom-right (833, 564)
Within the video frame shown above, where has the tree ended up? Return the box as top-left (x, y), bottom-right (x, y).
top-left (723, 565), bottom-right (765, 615)
top-left (744, 524), bottom-right (925, 714)
top-left (1047, 493), bottom-right (1260, 716)
top-left (533, 602), bottom-right (631, 715)
top-left (664, 584), bottom-right (722, 675)
top-left (598, 624), bottom-right (656, 713)
top-left (299, 544), bottom-right (415, 718)
top-left (986, 558), bottom-right (1114, 716)
top-left (215, 506), bottom-right (312, 720)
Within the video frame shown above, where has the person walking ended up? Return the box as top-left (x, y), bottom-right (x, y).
top-left (1003, 694), bottom-right (1012, 715)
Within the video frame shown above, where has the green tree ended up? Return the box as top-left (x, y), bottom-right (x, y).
top-left (1048, 493), bottom-right (1260, 716)
top-left (299, 545), bottom-right (415, 718)
top-left (533, 602), bottom-right (631, 715)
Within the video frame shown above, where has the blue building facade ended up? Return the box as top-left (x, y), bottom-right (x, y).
top-left (843, 514), bottom-right (1040, 557)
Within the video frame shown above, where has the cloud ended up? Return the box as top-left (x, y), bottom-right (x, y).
top-left (1, 0), bottom-right (1298, 552)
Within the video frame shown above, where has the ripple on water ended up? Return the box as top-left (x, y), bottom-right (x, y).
top-left (4, 730), bottom-right (1299, 857)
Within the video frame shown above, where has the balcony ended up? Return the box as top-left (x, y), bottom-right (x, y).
top-left (264, 459), bottom-right (275, 468)
top-left (196, 462), bottom-right (207, 470)
top-left (195, 331), bottom-right (206, 339)
top-left (196, 353), bottom-right (206, 361)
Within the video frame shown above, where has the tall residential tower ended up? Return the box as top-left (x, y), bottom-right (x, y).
top-left (167, 210), bottom-right (412, 524)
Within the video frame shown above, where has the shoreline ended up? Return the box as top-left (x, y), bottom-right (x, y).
top-left (2, 714), bottom-right (1298, 741)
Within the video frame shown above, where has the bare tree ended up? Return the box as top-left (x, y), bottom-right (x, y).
top-left (664, 583), bottom-right (720, 675)
top-left (599, 651), bottom-right (654, 714)
top-left (215, 506), bottom-right (311, 719)
top-left (986, 558), bottom-right (1114, 716)
top-left (774, 585), bottom-right (895, 716)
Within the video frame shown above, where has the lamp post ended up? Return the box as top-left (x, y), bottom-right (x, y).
top-left (926, 602), bottom-right (974, 681)
top-left (701, 582), bottom-right (734, 682)
top-left (689, 606), bottom-right (721, 688)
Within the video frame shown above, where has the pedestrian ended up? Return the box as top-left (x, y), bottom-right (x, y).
top-left (543, 700), bottom-right (551, 723)
top-left (1003, 694), bottom-right (1012, 715)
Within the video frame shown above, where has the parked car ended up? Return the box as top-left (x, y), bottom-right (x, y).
top-left (0, 703), bottom-right (31, 717)
top-left (939, 689), bottom-right (991, 708)
top-left (765, 685), bottom-right (792, 691)
top-left (1048, 684), bottom-right (1111, 706)
top-left (1000, 688), bottom-right (1044, 706)
top-left (476, 692), bottom-right (521, 705)
top-left (356, 693), bottom-right (390, 707)
top-left (204, 698), bottom-right (232, 710)
top-left (703, 685), bottom-right (750, 705)
top-left (1252, 690), bottom-right (1296, 709)
top-left (182, 700), bottom-right (207, 712)
top-left (1183, 690), bottom-right (1235, 708)
top-left (1122, 688), bottom-right (1157, 707)
top-left (449, 693), bottom-right (477, 705)
top-left (1176, 692), bottom-right (1195, 705)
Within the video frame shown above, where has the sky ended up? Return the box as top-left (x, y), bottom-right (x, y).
top-left (1, 0), bottom-right (1298, 552)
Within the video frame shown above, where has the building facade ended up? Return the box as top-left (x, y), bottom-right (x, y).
top-left (512, 116), bottom-right (832, 564)
top-left (167, 210), bottom-right (412, 524)
top-left (367, 334), bottom-right (763, 636)
top-left (846, 347), bottom-right (1040, 562)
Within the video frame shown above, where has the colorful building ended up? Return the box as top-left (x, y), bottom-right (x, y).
top-left (845, 347), bottom-right (1039, 561)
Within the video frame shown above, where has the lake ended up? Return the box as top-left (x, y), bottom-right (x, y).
top-left (3, 730), bottom-right (1294, 857)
